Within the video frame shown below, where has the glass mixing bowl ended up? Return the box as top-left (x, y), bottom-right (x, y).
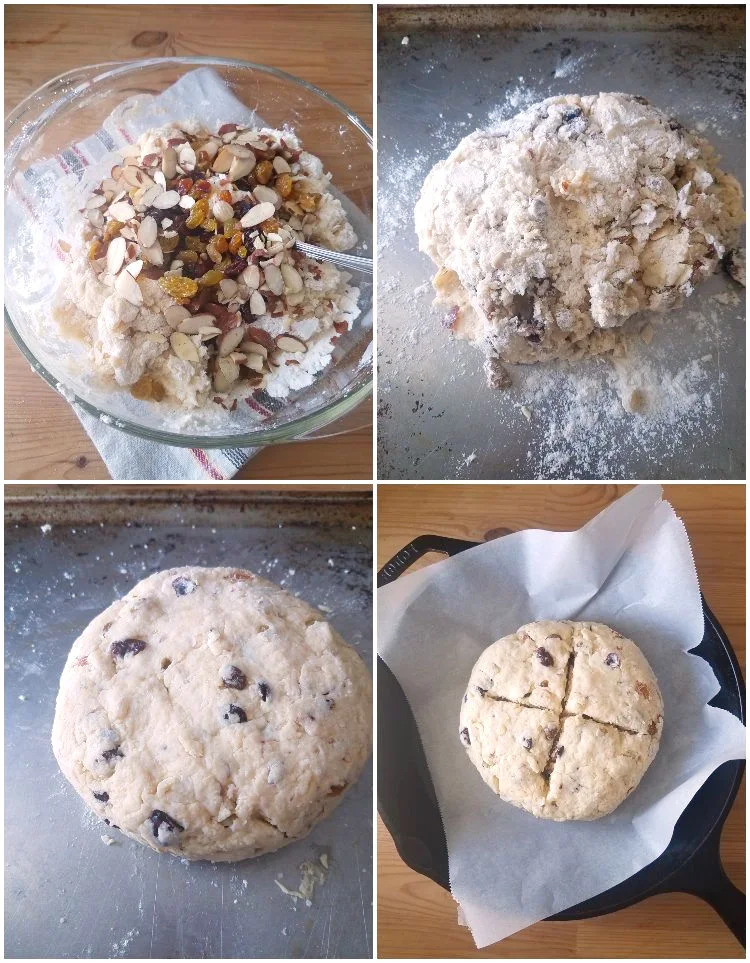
top-left (4, 57), bottom-right (372, 447)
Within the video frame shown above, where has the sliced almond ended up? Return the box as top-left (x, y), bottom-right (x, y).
top-left (108, 200), bottom-right (135, 221)
top-left (212, 146), bottom-right (234, 173)
top-left (110, 164), bottom-right (124, 181)
top-left (198, 326), bottom-right (223, 341)
top-left (279, 263), bottom-right (303, 294)
top-left (234, 130), bottom-right (260, 147)
top-left (121, 166), bottom-right (144, 189)
top-left (152, 190), bottom-right (180, 210)
top-left (242, 352), bottom-right (265, 373)
top-left (240, 202), bottom-right (276, 228)
top-left (119, 143), bottom-right (142, 159)
top-left (106, 236), bottom-right (127, 275)
top-left (219, 278), bottom-right (239, 298)
top-left (285, 290), bottom-right (305, 307)
top-left (165, 304), bottom-right (191, 327)
top-left (213, 357), bottom-right (240, 392)
top-left (253, 185), bottom-right (279, 206)
top-left (153, 170), bottom-right (167, 190)
top-left (141, 184), bottom-right (162, 208)
top-left (170, 331), bottom-right (200, 363)
top-left (228, 155), bottom-right (256, 182)
top-left (275, 334), bottom-right (307, 353)
top-left (85, 193), bottom-right (108, 210)
top-left (141, 153), bottom-right (160, 168)
top-left (262, 263), bottom-right (284, 296)
top-left (178, 145), bottom-right (197, 171)
top-left (178, 313), bottom-right (221, 335)
top-left (239, 339), bottom-right (268, 358)
top-left (273, 156), bottom-right (291, 174)
top-left (241, 264), bottom-right (261, 289)
top-left (200, 138), bottom-right (221, 161)
top-left (126, 260), bottom-right (144, 278)
top-left (249, 290), bottom-right (266, 316)
top-left (212, 199), bottom-right (234, 223)
top-left (142, 242), bottom-right (164, 266)
top-left (245, 326), bottom-right (276, 350)
top-left (162, 147), bottom-right (178, 180)
top-left (179, 195), bottom-right (196, 209)
top-left (228, 144), bottom-right (253, 159)
top-left (218, 326), bottom-right (246, 356)
top-left (114, 269), bottom-right (143, 305)
top-left (119, 225), bottom-right (138, 242)
top-left (138, 215), bottom-right (158, 248)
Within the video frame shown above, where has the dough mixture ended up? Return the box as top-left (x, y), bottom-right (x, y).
top-left (55, 123), bottom-right (360, 407)
top-left (415, 93), bottom-right (744, 388)
top-left (460, 620), bottom-right (663, 820)
top-left (52, 566), bottom-right (372, 861)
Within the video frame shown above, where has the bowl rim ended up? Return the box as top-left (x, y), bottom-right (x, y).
top-left (4, 55), bottom-right (373, 449)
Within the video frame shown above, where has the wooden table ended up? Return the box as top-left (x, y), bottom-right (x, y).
top-left (377, 484), bottom-right (745, 958)
top-left (4, 4), bottom-right (372, 480)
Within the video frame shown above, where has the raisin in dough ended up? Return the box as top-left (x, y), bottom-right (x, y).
top-left (415, 93), bottom-right (744, 385)
top-left (51, 566), bottom-right (372, 861)
top-left (460, 620), bottom-right (663, 820)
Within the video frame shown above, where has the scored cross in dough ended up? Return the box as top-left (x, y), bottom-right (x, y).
top-left (460, 620), bottom-right (663, 820)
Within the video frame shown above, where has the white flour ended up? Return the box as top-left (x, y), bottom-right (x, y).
top-left (379, 64), bottom-right (744, 478)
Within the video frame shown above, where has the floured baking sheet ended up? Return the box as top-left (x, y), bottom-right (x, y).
top-left (5, 490), bottom-right (372, 959)
top-left (377, 6), bottom-right (745, 479)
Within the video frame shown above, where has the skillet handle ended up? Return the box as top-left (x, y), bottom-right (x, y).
top-left (671, 820), bottom-right (746, 948)
top-left (377, 534), bottom-right (480, 587)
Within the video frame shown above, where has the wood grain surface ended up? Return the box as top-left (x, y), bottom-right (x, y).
top-left (377, 484), bottom-right (745, 959)
top-left (4, 4), bottom-right (372, 481)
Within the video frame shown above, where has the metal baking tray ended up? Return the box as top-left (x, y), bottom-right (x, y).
top-left (377, 5), bottom-right (746, 480)
top-left (5, 488), bottom-right (372, 959)
top-left (377, 533), bottom-right (745, 948)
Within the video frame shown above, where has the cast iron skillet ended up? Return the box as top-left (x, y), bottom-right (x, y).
top-left (378, 534), bottom-right (746, 947)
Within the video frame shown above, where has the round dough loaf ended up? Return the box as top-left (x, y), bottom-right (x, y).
top-left (460, 620), bottom-right (663, 820)
top-left (415, 93), bottom-right (744, 385)
top-left (52, 566), bottom-right (372, 861)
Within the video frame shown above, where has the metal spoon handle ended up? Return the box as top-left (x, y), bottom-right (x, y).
top-left (294, 240), bottom-right (373, 275)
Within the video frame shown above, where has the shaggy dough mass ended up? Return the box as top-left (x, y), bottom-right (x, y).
top-left (52, 566), bottom-right (372, 861)
top-left (460, 620), bottom-right (663, 820)
top-left (415, 93), bottom-right (744, 385)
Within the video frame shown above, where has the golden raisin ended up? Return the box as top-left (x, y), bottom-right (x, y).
top-left (275, 173), bottom-right (293, 199)
top-left (203, 217), bottom-right (218, 234)
top-left (130, 376), bottom-right (166, 402)
top-left (238, 245), bottom-right (248, 257)
top-left (186, 197), bottom-right (209, 229)
top-left (214, 236), bottom-right (229, 253)
top-left (255, 160), bottom-right (273, 185)
top-left (298, 193), bottom-right (318, 213)
top-left (159, 234), bottom-right (180, 253)
top-left (159, 275), bottom-right (199, 300)
top-left (185, 235), bottom-right (206, 253)
top-left (228, 231), bottom-right (244, 254)
top-left (103, 220), bottom-right (124, 243)
top-left (88, 240), bottom-right (105, 261)
top-left (198, 269), bottom-right (224, 287)
top-left (190, 179), bottom-right (212, 198)
top-left (260, 217), bottom-right (281, 234)
top-left (179, 249), bottom-right (198, 263)
top-left (223, 219), bottom-right (237, 237)
top-left (206, 238), bottom-right (224, 263)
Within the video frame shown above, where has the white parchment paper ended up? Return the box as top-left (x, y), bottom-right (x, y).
top-left (377, 485), bottom-right (746, 948)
